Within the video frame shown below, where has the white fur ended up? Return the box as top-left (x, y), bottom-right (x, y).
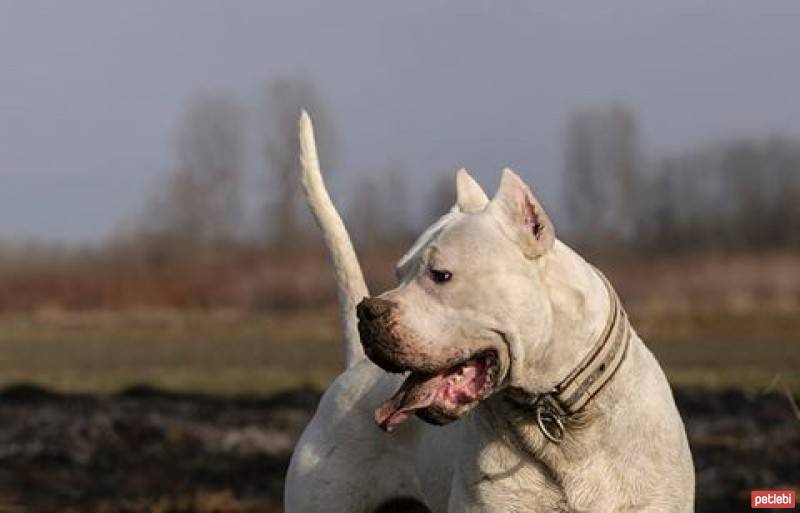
top-left (286, 114), bottom-right (694, 512)
top-left (298, 111), bottom-right (368, 367)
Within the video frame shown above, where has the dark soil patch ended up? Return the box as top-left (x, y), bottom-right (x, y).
top-left (0, 385), bottom-right (795, 512)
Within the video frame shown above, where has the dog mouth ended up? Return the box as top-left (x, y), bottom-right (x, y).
top-left (374, 350), bottom-right (500, 432)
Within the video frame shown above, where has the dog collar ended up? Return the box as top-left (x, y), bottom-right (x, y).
top-left (507, 267), bottom-right (631, 444)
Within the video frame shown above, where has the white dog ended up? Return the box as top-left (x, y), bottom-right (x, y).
top-left (285, 112), bottom-right (694, 512)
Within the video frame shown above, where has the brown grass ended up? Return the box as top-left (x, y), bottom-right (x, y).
top-left (598, 249), bottom-right (800, 315)
top-left (0, 246), bottom-right (797, 396)
top-left (0, 308), bottom-right (796, 395)
top-left (2, 245), bottom-right (796, 315)
top-left (0, 309), bottom-right (342, 394)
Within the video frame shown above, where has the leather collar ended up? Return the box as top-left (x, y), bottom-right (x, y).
top-left (506, 267), bottom-right (631, 443)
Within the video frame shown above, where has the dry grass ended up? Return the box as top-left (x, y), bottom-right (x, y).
top-left (0, 308), bottom-right (797, 396)
top-left (3, 245), bottom-right (797, 315)
top-left (0, 242), bottom-right (409, 312)
top-left (0, 309), bottom-right (342, 394)
top-left (0, 245), bottom-right (797, 396)
top-left (599, 250), bottom-right (800, 315)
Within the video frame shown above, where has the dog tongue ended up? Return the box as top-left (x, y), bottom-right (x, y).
top-left (374, 372), bottom-right (445, 432)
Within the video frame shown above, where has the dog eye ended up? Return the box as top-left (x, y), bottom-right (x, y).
top-left (429, 269), bottom-right (453, 284)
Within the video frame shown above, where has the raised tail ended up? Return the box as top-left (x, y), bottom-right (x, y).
top-left (298, 110), bottom-right (369, 368)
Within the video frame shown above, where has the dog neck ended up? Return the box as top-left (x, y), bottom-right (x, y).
top-left (484, 240), bottom-right (636, 450)
top-left (526, 240), bottom-right (616, 392)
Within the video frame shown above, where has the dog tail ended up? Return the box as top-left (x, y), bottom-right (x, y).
top-left (298, 110), bottom-right (368, 368)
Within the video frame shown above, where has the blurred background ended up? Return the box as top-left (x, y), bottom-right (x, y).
top-left (0, 1), bottom-right (798, 512)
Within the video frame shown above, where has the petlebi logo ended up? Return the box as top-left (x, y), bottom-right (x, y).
top-left (751, 490), bottom-right (796, 509)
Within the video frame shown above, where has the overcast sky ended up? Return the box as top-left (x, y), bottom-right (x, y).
top-left (1, 1), bottom-right (799, 242)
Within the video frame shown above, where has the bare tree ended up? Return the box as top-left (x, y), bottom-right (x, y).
top-left (722, 141), bottom-right (768, 247)
top-left (262, 78), bottom-right (337, 244)
top-left (142, 93), bottom-right (245, 250)
top-left (562, 105), bottom-right (800, 252)
top-left (564, 111), bottom-right (599, 243)
top-left (767, 138), bottom-right (800, 247)
top-left (563, 105), bottom-right (641, 247)
top-left (635, 136), bottom-right (800, 252)
top-left (349, 162), bottom-right (413, 247)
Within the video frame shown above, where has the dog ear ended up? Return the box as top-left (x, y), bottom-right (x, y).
top-left (454, 168), bottom-right (489, 213)
top-left (489, 168), bottom-right (555, 258)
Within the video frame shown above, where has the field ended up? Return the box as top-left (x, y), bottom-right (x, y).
top-left (0, 308), bottom-right (796, 395)
top-left (0, 308), bottom-right (797, 512)
top-left (0, 384), bottom-right (796, 513)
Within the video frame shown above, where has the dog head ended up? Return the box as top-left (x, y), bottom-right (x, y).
top-left (358, 168), bottom-right (558, 431)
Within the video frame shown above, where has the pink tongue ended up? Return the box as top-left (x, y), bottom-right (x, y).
top-left (374, 372), bottom-right (445, 432)
top-left (374, 359), bottom-right (489, 432)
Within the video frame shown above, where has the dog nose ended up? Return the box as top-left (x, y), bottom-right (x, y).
top-left (357, 297), bottom-right (395, 321)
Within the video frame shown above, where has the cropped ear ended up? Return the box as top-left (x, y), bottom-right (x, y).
top-left (454, 168), bottom-right (489, 213)
top-left (489, 168), bottom-right (555, 258)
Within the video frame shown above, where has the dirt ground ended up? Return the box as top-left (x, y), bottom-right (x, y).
top-left (0, 385), bottom-right (796, 513)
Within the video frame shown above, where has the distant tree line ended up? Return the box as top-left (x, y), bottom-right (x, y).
top-left (139, 94), bottom-right (245, 250)
top-left (131, 77), bottom-right (419, 258)
top-left (564, 105), bottom-right (800, 252)
top-left (130, 89), bottom-right (800, 257)
top-left (2, 96), bottom-right (799, 311)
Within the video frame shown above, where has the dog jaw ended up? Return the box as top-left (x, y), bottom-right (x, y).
top-left (357, 301), bottom-right (508, 430)
top-left (373, 351), bottom-right (501, 431)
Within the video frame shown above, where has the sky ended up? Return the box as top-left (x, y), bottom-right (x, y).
top-left (1, 0), bottom-right (799, 242)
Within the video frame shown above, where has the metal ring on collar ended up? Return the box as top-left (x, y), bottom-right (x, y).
top-left (536, 402), bottom-right (566, 444)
